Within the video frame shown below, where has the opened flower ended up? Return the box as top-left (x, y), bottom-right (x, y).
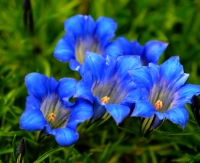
top-left (129, 56), bottom-right (200, 134)
top-left (115, 37), bottom-right (168, 65)
top-left (20, 73), bottom-right (93, 146)
top-left (54, 14), bottom-right (121, 71)
top-left (74, 52), bottom-right (142, 124)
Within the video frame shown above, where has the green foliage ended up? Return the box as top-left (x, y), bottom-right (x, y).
top-left (1, 0), bottom-right (200, 162)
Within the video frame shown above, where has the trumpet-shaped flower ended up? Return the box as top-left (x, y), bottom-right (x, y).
top-left (129, 56), bottom-right (200, 129)
top-left (115, 37), bottom-right (168, 65)
top-left (74, 52), bottom-right (142, 124)
top-left (20, 73), bottom-right (93, 146)
top-left (54, 14), bottom-right (122, 71)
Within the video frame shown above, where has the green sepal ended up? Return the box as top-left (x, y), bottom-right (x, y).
top-left (15, 138), bottom-right (25, 163)
top-left (140, 115), bottom-right (164, 137)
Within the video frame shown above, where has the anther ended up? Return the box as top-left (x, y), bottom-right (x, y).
top-left (48, 113), bottom-right (56, 123)
top-left (154, 100), bottom-right (163, 111)
top-left (100, 96), bottom-right (110, 104)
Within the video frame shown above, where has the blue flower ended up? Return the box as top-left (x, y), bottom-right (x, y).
top-left (129, 56), bottom-right (200, 129)
top-left (19, 73), bottom-right (93, 146)
top-left (54, 15), bottom-right (122, 71)
top-left (115, 37), bottom-right (168, 66)
top-left (74, 52), bottom-right (142, 124)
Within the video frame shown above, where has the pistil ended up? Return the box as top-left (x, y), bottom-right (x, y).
top-left (100, 96), bottom-right (110, 104)
top-left (48, 113), bottom-right (56, 123)
top-left (154, 100), bottom-right (163, 111)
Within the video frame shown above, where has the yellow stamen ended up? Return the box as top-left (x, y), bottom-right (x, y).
top-left (154, 100), bottom-right (163, 111)
top-left (48, 113), bottom-right (56, 123)
top-left (100, 96), bottom-right (110, 104)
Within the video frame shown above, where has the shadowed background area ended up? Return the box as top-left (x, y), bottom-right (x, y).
top-left (1, 0), bottom-right (200, 162)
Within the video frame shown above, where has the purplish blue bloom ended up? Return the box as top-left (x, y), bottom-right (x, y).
top-left (115, 37), bottom-right (168, 65)
top-left (54, 14), bottom-right (121, 71)
top-left (20, 73), bottom-right (93, 146)
top-left (74, 52), bottom-right (142, 124)
top-left (129, 56), bottom-right (200, 128)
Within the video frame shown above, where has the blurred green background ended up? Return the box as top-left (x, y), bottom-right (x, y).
top-left (1, 0), bottom-right (200, 162)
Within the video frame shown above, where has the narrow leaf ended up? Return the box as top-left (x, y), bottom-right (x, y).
top-left (33, 148), bottom-right (63, 163)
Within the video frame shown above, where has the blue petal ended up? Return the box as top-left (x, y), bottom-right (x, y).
top-left (79, 68), bottom-right (93, 85)
top-left (154, 111), bottom-right (166, 119)
top-left (129, 66), bottom-right (153, 93)
top-left (173, 84), bottom-right (200, 107)
top-left (25, 95), bottom-right (41, 110)
top-left (132, 40), bottom-right (143, 56)
top-left (64, 15), bottom-right (85, 36)
top-left (20, 109), bottom-right (46, 131)
top-left (69, 59), bottom-right (81, 71)
top-left (81, 52), bottom-right (106, 81)
top-left (159, 58), bottom-right (189, 97)
top-left (115, 37), bottom-right (132, 56)
top-left (67, 99), bottom-right (93, 129)
top-left (142, 40), bottom-right (168, 65)
top-left (84, 16), bottom-right (96, 37)
top-left (81, 15), bottom-right (96, 38)
top-left (165, 108), bottom-right (188, 128)
top-left (121, 88), bottom-right (143, 104)
top-left (149, 63), bottom-right (160, 84)
top-left (91, 97), bottom-right (107, 122)
top-left (25, 73), bottom-right (49, 101)
top-left (57, 78), bottom-right (77, 105)
top-left (96, 17), bottom-right (117, 48)
top-left (103, 41), bottom-right (123, 59)
top-left (116, 55), bottom-right (141, 78)
top-left (64, 15), bottom-right (96, 37)
top-left (105, 104), bottom-right (130, 125)
top-left (48, 77), bottom-right (58, 94)
top-left (101, 56), bottom-right (117, 83)
top-left (160, 56), bottom-right (184, 85)
top-left (169, 73), bottom-right (189, 93)
top-left (121, 78), bottom-right (136, 94)
top-left (53, 128), bottom-right (79, 146)
top-left (74, 79), bottom-right (94, 103)
top-left (131, 100), bottom-right (155, 118)
top-left (54, 33), bottom-right (75, 62)
top-left (112, 56), bottom-right (139, 96)
top-left (114, 78), bottom-right (137, 103)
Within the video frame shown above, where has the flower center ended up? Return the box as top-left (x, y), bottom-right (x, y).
top-left (75, 37), bottom-right (100, 64)
top-left (48, 113), bottom-right (56, 123)
top-left (100, 96), bottom-right (110, 104)
top-left (40, 94), bottom-right (70, 129)
top-left (154, 100), bottom-right (163, 111)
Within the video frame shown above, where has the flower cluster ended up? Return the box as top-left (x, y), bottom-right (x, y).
top-left (20, 14), bottom-right (200, 146)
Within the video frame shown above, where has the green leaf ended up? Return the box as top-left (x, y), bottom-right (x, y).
top-left (12, 134), bottom-right (17, 159)
top-left (33, 148), bottom-right (63, 163)
top-left (63, 146), bottom-right (74, 162)
top-left (118, 126), bottom-right (136, 134)
top-left (154, 129), bottom-right (200, 136)
top-left (0, 131), bottom-right (24, 137)
top-left (0, 148), bottom-right (13, 155)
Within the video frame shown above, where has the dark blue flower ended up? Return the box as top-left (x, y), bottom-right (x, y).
top-left (129, 56), bottom-right (200, 129)
top-left (115, 37), bottom-right (168, 66)
top-left (19, 73), bottom-right (93, 146)
top-left (54, 15), bottom-right (122, 71)
top-left (74, 52), bottom-right (142, 124)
